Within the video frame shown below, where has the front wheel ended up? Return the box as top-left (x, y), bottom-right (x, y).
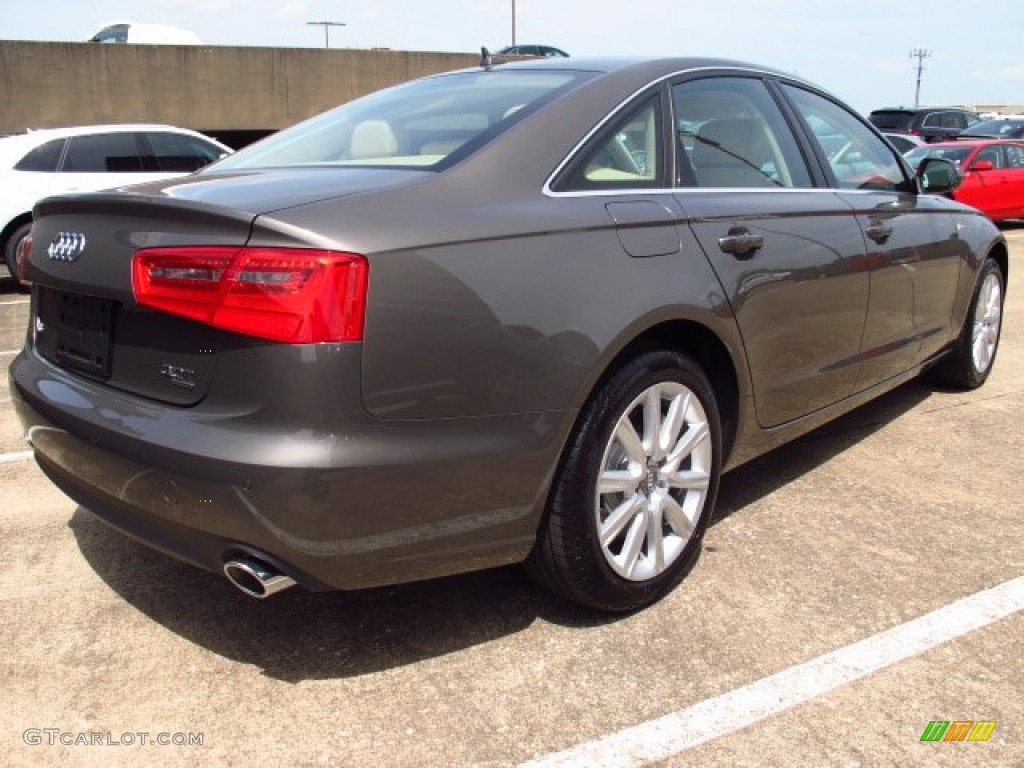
top-left (527, 349), bottom-right (722, 612)
top-left (933, 257), bottom-right (1004, 389)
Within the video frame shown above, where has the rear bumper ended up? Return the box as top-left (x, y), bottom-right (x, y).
top-left (10, 347), bottom-right (560, 592)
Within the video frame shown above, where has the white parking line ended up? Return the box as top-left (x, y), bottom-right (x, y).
top-left (0, 450), bottom-right (33, 463)
top-left (0, 349), bottom-right (23, 355)
top-left (521, 575), bottom-right (1024, 768)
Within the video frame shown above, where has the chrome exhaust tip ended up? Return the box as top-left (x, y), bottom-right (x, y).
top-left (223, 557), bottom-right (296, 599)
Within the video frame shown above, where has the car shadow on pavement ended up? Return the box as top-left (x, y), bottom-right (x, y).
top-left (68, 378), bottom-right (933, 683)
top-left (1, 273), bottom-right (29, 294)
top-left (712, 378), bottom-right (931, 522)
top-left (68, 509), bottom-right (615, 683)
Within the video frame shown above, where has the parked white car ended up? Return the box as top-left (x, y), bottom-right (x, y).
top-left (0, 124), bottom-right (230, 282)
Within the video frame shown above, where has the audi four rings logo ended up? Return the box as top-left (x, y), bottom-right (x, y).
top-left (47, 232), bottom-right (87, 262)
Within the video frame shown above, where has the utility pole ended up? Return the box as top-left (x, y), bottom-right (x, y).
top-left (307, 21), bottom-right (346, 49)
top-left (909, 47), bottom-right (932, 107)
top-left (512, 0), bottom-right (517, 46)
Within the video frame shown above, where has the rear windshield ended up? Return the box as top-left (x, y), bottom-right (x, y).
top-left (868, 111), bottom-right (914, 131)
top-left (212, 69), bottom-right (587, 172)
top-left (961, 119), bottom-right (1024, 138)
top-left (903, 145), bottom-right (974, 169)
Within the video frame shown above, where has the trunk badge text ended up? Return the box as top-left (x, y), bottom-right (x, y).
top-left (47, 232), bottom-right (87, 262)
top-left (159, 363), bottom-right (197, 389)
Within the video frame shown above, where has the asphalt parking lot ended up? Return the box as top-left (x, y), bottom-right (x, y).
top-left (2, 228), bottom-right (1022, 767)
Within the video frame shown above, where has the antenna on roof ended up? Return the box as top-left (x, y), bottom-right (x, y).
top-left (480, 46), bottom-right (493, 69)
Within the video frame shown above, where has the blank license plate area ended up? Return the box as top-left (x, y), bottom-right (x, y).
top-left (37, 289), bottom-right (115, 379)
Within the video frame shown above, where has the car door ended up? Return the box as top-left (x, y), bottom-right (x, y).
top-left (1003, 143), bottom-right (1024, 217)
top-left (962, 144), bottom-right (1016, 220)
top-left (672, 75), bottom-right (870, 428)
top-left (780, 84), bottom-right (962, 384)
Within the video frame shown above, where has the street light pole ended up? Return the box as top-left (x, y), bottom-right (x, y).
top-left (512, 0), bottom-right (516, 46)
top-left (909, 47), bottom-right (932, 108)
top-left (307, 21), bottom-right (346, 49)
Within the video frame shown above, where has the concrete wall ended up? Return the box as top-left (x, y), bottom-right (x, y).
top-left (0, 42), bottom-right (479, 135)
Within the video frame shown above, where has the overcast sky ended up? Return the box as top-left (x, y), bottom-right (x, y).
top-left (3, 0), bottom-right (1023, 114)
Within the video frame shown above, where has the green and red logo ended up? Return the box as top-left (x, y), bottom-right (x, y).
top-left (920, 720), bottom-right (997, 742)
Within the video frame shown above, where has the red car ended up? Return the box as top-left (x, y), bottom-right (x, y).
top-left (904, 139), bottom-right (1024, 220)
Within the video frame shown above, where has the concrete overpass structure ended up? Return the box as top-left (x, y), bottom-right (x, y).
top-left (0, 42), bottom-right (480, 146)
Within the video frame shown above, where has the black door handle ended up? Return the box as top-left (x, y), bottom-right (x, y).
top-left (865, 224), bottom-right (893, 244)
top-left (718, 231), bottom-right (764, 257)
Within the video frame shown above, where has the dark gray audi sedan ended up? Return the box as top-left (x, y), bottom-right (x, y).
top-left (10, 57), bottom-right (1006, 611)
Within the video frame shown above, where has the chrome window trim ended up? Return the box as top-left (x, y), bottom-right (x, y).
top-left (548, 186), bottom-right (845, 199)
top-left (543, 65), bottom-right (790, 199)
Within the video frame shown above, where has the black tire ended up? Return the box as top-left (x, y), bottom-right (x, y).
top-left (526, 349), bottom-right (722, 612)
top-left (3, 221), bottom-right (32, 287)
top-left (933, 257), bottom-right (1004, 390)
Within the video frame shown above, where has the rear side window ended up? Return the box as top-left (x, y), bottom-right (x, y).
top-left (554, 97), bottom-right (664, 191)
top-left (785, 85), bottom-right (908, 191)
top-left (674, 76), bottom-right (811, 188)
top-left (1005, 144), bottom-right (1024, 168)
top-left (63, 133), bottom-right (145, 172)
top-left (144, 132), bottom-right (224, 172)
top-left (14, 139), bottom-right (65, 171)
top-left (926, 112), bottom-right (959, 129)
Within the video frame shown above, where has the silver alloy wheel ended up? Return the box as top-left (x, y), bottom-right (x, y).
top-left (972, 271), bottom-right (1002, 374)
top-left (595, 381), bottom-right (712, 581)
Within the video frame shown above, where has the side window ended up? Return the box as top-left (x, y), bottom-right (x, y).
top-left (14, 139), bottom-right (65, 172)
top-left (939, 113), bottom-right (960, 129)
top-left (1005, 144), bottom-right (1024, 169)
top-left (62, 133), bottom-right (145, 172)
top-left (973, 146), bottom-right (1003, 169)
top-left (554, 97), bottom-right (663, 190)
top-left (90, 24), bottom-right (129, 43)
top-left (144, 132), bottom-right (224, 172)
top-left (782, 84), bottom-right (910, 191)
top-left (673, 76), bottom-right (811, 189)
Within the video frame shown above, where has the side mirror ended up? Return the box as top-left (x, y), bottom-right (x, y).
top-left (917, 157), bottom-right (961, 194)
top-left (970, 159), bottom-right (994, 172)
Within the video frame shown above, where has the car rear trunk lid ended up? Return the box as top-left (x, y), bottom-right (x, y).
top-left (25, 195), bottom-right (254, 406)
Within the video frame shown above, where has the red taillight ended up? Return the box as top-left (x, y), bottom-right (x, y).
top-left (132, 246), bottom-right (368, 343)
top-left (15, 233), bottom-right (33, 285)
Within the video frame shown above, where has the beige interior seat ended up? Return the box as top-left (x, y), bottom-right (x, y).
top-left (350, 120), bottom-right (398, 159)
top-left (691, 118), bottom-right (777, 187)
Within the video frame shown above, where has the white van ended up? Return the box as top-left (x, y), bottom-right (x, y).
top-left (88, 22), bottom-right (201, 45)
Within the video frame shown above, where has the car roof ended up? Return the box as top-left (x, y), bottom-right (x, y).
top-left (0, 124), bottom-right (228, 152)
top-left (871, 106), bottom-right (974, 114)
top-left (4, 123), bottom-right (209, 141)
top-left (913, 138), bottom-right (1023, 149)
top-left (462, 55), bottom-right (800, 87)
